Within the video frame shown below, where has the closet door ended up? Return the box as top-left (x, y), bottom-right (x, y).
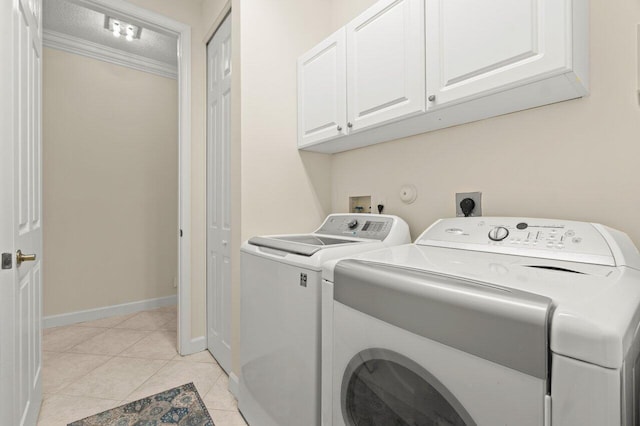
top-left (206, 13), bottom-right (232, 373)
top-left (346, 0), bottom-right (425, 132)
top-left (297, 28), bottom-right (346, 147)
top-left (426, 0), bottom-right (570, 107)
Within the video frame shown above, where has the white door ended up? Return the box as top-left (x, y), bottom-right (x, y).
top-left (297, 28), bottom-right (346, 147)
top-left (206, 13), bottom-right (232, 373)
top-left (426, 0), bottom-right (569, 107)
top-left (0, 0), bottom-right (43, 425)
top-left (346, 0), bottom-right (425, 132)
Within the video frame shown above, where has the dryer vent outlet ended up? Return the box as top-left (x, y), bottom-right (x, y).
top-left (456, 192), bottom-right (482, 217)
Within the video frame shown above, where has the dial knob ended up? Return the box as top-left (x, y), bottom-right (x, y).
top-left (347, 219), bottom-right (359, 230)
top-left (488, 226), bottom-right (509, 241)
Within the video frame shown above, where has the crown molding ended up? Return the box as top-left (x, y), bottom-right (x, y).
top-left (43, 29), bottom-right (177, 79)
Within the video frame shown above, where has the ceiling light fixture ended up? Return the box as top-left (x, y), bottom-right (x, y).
top-left (104, 16), bottom-right (142, 42)
top-left (126, 25), bottom-right (134, 42)
top-left (112, 20), bottom-right (121, 38)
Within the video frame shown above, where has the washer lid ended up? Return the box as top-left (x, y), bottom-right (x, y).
top-left (248, 235), bottom-right (362, 256)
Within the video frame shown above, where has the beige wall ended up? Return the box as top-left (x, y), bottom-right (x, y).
top-left (125, 0), bottom-right (209, 338)
top-left (236, 0), bottom-right (334, 371)
top-left (43, 48), bottom-right (178, 316)
top-left (239, 0), bottom-right (333, 240)
top-left (331, 0), bottom-right (640, 244)
top-left (202, 0), bottom-right (335, 373)
top-left (86, 0), bottom-right (640, 379)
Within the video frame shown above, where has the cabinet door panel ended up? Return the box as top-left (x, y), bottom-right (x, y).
top-left (347, 0), bottom-right (425, 132)
top-left (298, 29), bottom-right (346, 147)
top-left (427, 0), bottom-right (569, 107)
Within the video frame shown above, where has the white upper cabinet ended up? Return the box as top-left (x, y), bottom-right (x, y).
top-left (297, 0), bottom-right (588, 153)
top-left (346, 0), bottom-right (425, 131)
top-left (426, 0), bottom-right (583, 107)
top-left (298, 28), bottom-right (347, 147)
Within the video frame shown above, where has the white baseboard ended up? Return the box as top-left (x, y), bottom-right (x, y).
top-left (43, 295), bottom-right (177, 329)
top-left (181, 335), bottom-right (206, 356)
top-left (228, 372), bottom-right (240, 398)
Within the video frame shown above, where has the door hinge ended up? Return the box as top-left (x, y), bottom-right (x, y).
top-left (180, 229), bottom-right (183, 237)
top-left (2, 253), bottom-right (12, 270)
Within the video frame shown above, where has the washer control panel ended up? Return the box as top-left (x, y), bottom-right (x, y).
top-left (417, 217), bottom-right (618, 266)
top-left (316, 214), bottom-right (394, 240)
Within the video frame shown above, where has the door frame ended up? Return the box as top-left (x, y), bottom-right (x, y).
top-left (68, 0), bottom-right (193, 354)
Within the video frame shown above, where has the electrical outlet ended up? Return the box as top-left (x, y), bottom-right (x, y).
top-left (456, 192), bottom-right (482, 217)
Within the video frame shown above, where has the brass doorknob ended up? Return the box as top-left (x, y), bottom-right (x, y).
top-left (16, 250), bottom-right (36, 266)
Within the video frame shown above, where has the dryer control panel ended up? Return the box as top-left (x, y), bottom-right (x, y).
top-left (416, 217), bottom-right (640, 267)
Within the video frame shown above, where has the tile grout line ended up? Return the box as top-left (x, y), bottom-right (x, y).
top-left (39, 307), bottom-right (200, 425)
top-left (52, 354), bottom-right (116, 396)
top-left (120, 358), bottom-right (172, 401)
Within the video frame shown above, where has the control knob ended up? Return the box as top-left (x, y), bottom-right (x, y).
top-left (488, 226), bottom-right (509, 242)
top-left (347, 219), bottom-right (359, 230)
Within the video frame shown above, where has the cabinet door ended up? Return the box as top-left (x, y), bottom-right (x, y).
top-left (346, 0), bottom-right (425, 132)
top-left (298, 28), bottom-right (346, 147)
top-left (426, 0), bottom-right (570, 107)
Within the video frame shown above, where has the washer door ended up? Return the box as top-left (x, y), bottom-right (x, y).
top-left (341, 348), bottom-right (476, 426)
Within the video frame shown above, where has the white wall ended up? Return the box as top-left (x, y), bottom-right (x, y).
top-left (43, 48), bottom-right (178, 316)
top-left (331, 0), bottom-right (640, 243)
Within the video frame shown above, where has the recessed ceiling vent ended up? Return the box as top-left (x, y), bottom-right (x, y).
top-left (104, 16), bottom-right (142, 42)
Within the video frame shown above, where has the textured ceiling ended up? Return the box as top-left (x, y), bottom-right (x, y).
top-left (43, 0), bottom-right (178, 66)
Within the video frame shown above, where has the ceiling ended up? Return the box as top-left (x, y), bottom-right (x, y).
top-left (43, 0), bottom-right (178, 67)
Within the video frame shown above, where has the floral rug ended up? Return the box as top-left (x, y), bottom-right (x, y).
top-left (68, 382), bottom-right (214, 426)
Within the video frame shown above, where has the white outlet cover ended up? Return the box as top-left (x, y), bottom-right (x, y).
top-left (400, 185), bottom-right (418, 204)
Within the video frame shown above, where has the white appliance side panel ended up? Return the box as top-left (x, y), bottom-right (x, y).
top-left (321, 280), bottom-right (334, 426)
top-left (551, 354), bottom-right (621, 426)
top-left (239, 252), bottom-right (321, 426)
top-left (332, 302), bottom-right (545, 426)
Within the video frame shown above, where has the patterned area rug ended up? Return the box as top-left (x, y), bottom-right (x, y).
top-left (68, 382), bottom-right (214, 426)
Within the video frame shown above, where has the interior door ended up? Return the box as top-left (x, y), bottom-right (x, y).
top-left (206, 13), bottom-right (232, 373)
top-left (0, 0), bottom-right (43, 424)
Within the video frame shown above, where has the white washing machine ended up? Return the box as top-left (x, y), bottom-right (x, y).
top-left (239, 214), bottom-right (410, 426)
top-left (321, 217), bottom-right (640, 426)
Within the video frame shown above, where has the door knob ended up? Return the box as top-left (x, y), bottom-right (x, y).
top-left (16, 250), bottom-right (36, 266)
top-left (222, 240), bottom-right (228, 246)
top-left (428, 95), bottom-right (436, 102)
top-left (337, 125), bottom-right (342, 131)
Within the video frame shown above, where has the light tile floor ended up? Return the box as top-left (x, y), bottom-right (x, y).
top-left (38, 306), bottom-right (247, 426)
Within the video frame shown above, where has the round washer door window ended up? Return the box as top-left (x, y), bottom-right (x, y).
top-left (342, 349), bottom-right (475, 426)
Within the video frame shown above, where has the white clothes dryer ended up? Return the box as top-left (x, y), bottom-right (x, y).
top-left (239, 214), bottom-right (410, 426)
top-left (321, 217), bottom-right (640, 426)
